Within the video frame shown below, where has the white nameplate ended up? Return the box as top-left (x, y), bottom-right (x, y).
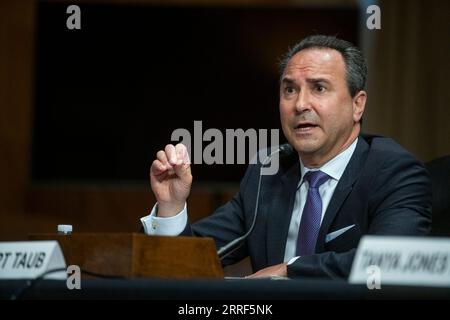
top-left (0, 241), bottom-right (67, 280)
top-left (349, 236), bottom-right (450, 287)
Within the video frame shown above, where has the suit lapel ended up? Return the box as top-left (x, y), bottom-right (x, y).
top-left (315, 137), bottom-right (369, 252)
top-left (265, 154), bottom-right (300, 265)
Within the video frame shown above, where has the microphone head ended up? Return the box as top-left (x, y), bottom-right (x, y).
top-left (279, 143), bottom-right (294, 155)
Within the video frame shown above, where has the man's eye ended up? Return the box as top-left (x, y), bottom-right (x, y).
top-left (315, 85), bottom-right (326, 93)
top-left (284, 87), bottom-right (295, 94)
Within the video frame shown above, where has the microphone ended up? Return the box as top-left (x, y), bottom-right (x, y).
top-left (217, 143), bottom-right (294, 260)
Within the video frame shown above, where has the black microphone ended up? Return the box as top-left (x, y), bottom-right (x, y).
top-left (217, 143), bottom-right (294, 260)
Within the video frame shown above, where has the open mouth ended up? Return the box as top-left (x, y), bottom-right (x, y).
top-left (294, 123), bottom-right (318, 132)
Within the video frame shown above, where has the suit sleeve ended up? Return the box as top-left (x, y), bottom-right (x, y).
top-left (287, 149), bottom-right (432, 279)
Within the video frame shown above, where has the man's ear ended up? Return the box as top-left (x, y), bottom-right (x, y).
top-left (352, 90), bottom-right (367, 123)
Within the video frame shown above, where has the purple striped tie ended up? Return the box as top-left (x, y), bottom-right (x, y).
top-left (296, 170), bottom-right (330, 256)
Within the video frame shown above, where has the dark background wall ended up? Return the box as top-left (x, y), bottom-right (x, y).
top-left (32, 2), bottom-right (357, 183)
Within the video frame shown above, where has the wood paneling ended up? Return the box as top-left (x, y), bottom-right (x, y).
top-left (14, 184), bottom-right (233, 238)
top-left (0, 0), bottom-right (35, 241)
top-left (0, 0), bottom-right (34, 215)
top-left (0, 183), bottom-right (236, 240)
top-left (364, 0), bottom-right (450, 162)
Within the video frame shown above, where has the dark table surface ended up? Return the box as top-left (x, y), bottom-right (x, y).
top-left (1, 278), bottom-right (449, 300)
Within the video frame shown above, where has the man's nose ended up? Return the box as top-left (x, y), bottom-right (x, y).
top-left (295, 89), bottom-right (312, 113)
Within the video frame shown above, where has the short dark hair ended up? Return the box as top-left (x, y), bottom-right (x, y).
top-left (279, 35), bottom-right (367, 97)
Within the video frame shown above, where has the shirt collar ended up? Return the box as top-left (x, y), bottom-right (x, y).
top-left (299, 137), bottom-right (358, 185)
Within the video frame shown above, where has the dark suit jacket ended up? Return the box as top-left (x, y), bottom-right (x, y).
top-left (182, 135), bottom-right (432, 279)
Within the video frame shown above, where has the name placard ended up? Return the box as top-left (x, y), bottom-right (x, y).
top-left (349, 236), bottom-right (450, 287)
top-left (0, 241), bottom-right (66, 280)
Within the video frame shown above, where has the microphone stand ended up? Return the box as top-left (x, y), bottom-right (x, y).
top-left (217, 144), bottom-right (292, 260)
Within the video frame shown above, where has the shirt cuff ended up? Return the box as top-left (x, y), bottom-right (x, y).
top-left (140, 203), bottom-right (188, 236)
top-left (287, 256), bottom-right (300, 265)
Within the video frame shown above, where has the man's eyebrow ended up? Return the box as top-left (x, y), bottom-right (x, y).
top-left (281, 77), bottom-right (332, 85)
top-left (306, 77), bottom-right (331, 84)
top-left (281, 77), bottom-right (295, 84)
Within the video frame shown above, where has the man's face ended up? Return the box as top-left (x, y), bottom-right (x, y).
top-left (279, 48), bottom-right (365, 166)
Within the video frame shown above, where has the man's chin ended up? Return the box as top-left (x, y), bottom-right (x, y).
top-left (297, 147), bottom-right (320, 156)
top-left (290, 137), bottom-right (321, 154)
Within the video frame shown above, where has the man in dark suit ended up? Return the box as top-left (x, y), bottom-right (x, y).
top-left (141, 35), bottom-right (432, 279)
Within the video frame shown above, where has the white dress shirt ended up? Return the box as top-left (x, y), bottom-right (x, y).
top-left (284, 138), bottom-right (358, 264)
top-left (141, 138), bottom-right (358, 264)
top-left (141, 203), bottom-right (188, 236)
